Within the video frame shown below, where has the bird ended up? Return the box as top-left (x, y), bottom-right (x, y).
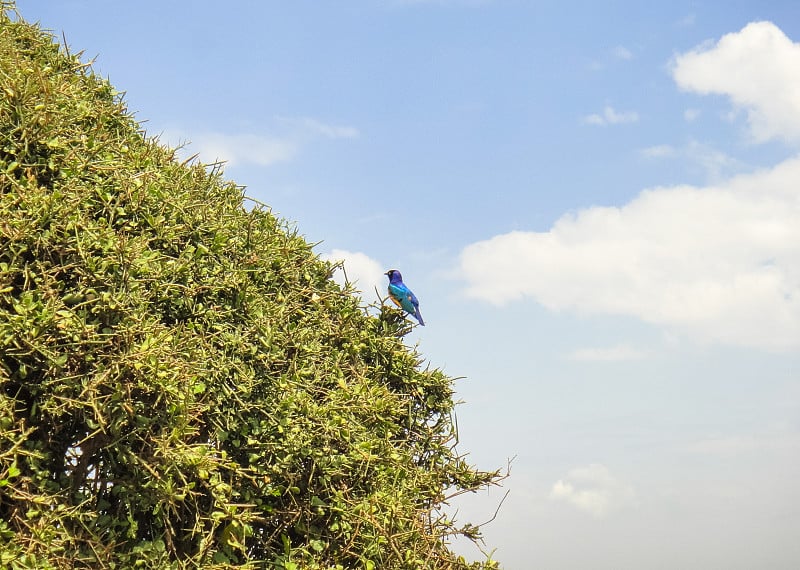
top-left (385, 269), bottom-right (425, 326)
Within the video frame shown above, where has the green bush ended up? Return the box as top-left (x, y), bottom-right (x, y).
top-left (0, 4), bottom-right (503, 568)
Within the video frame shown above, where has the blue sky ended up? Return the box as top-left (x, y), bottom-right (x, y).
top-left (21, 1), bottom-right (800, 568)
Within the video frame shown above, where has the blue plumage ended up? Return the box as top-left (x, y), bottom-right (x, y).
top-left (385, 269), bottom-right (425, 326)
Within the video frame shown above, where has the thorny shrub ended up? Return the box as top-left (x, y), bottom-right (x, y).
top-left (0, 4), bottom-right (505, 568)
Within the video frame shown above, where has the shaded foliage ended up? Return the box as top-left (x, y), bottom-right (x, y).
top-left (0, 4), bottom-right (503, 569)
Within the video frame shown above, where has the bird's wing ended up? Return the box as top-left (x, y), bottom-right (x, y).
top-left (388, 293), bottom-right (404, 309)
top-left (388, 283), bottom-right (424, 325)
top-left (388, 283), bottom-right (416, 313)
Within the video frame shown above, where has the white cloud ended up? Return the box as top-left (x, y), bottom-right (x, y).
top-left (583, 105), bottom-right (639, 126)
top-left (568, 344), bottom-right (649, 362)
top-left (550, 464), bottom-right (635, 518)
top-left (320, 249), bottom-right (385, 297)
top-left (672, 21), bottom-right (800, 143)
top-left (458, 157), bottom-right (800, 351)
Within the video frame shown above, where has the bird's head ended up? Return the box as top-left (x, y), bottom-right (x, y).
top-left (385, 269), bottom-right (402, 283)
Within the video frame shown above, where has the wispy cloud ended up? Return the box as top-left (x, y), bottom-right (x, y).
top-left (583, 105), bottom-right (639, 126)
top-left (612, 45), bottom-right (634, 60)
top-left (677, 13), bottom-right (696, 28)
top-left (684, 108), bottom-right (701, 122)
top-left (163, 131), bottom-right (297, 167)
top-left (589, 46), bottom-right (635, 70)
top-left (568, 344), bottom-right (649, 362)
top-left (550, 464), bottom-right (636, 518)
top-left (640, 144), bottom-right (676, 158)
top-left (672, 21), bottom-right (800, 143)
top-left (683, 140), bottom-right (746, 180)
top-left (162, 116), bottom-right (359, 167)
top-left (277, 116), bottom-right (360, 139)
top-left (640, 140), bottom-right (746, 181)
top-left (391, 0), bottom-right (492, 5)
top-left (683, 432), bottom-right (800, 456)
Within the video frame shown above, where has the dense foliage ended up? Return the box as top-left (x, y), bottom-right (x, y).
top-left (0, 5), bottom-right (503, 569)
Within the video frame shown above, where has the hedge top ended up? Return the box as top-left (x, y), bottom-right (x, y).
top-left (0, 5), bottom-right (502, 569)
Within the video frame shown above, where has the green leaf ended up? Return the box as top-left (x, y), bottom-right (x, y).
top-left (7, 463), bottom-right (20, 479)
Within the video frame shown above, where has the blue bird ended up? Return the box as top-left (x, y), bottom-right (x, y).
top-left (385, 269), bottom-right (425, 326)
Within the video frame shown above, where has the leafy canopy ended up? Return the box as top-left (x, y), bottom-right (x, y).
top-left (0, 4), bottom-right (503, 568)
